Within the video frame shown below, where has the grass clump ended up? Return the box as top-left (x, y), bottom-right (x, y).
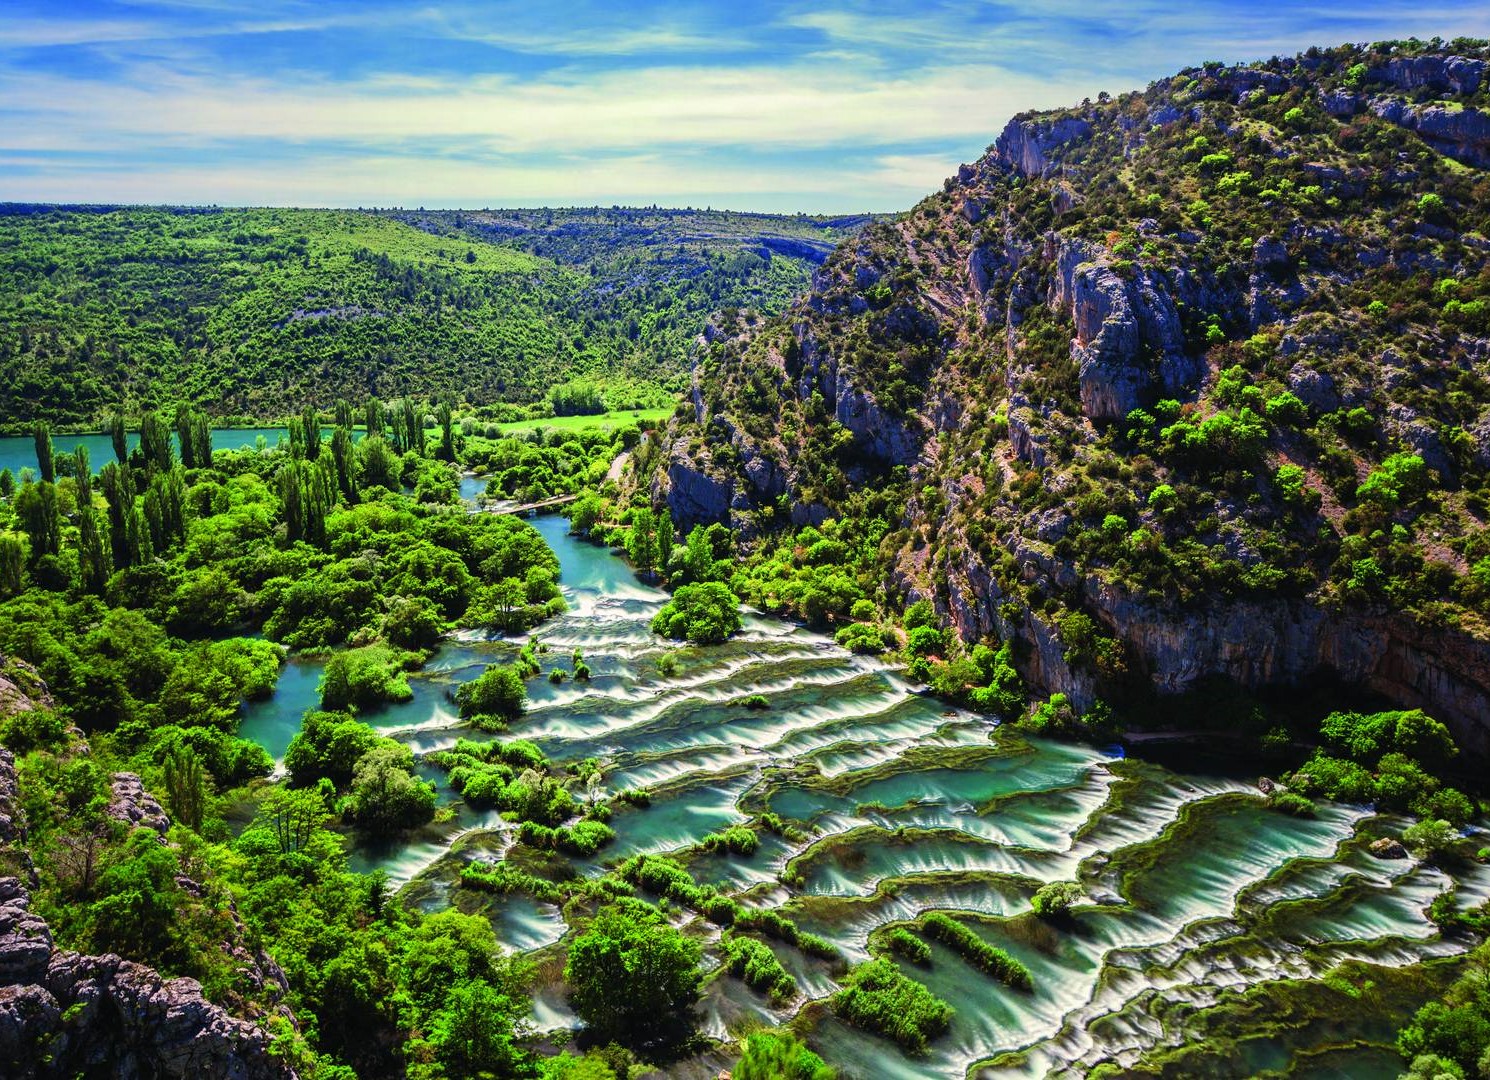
top-left (921, 912), bottom-right (1033, 989)
top-left (831, 959), bottom-right (952, 1053)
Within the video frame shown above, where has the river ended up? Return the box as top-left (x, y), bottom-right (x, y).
top-left (233, 513), bottom-right (1488, 1078)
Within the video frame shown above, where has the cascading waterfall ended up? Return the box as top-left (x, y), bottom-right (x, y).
top-left (237, 512), bottom-right (1483, 1078)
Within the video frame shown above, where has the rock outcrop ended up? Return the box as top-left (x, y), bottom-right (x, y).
top-left (0, 878), bottom-right (296, 1080)
top-left (640, 41), bottom-right (1490, 754)
top-left (995, 115), bottom-right (1093, 177)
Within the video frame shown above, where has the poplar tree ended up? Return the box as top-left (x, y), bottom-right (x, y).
top-left (33, 421), bottom-right (54, 483)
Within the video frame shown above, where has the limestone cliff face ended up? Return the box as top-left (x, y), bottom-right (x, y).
top-left (644, 42), bottom-right (1490, 751)
top-left (0, 735), bottom-right (295, 1080)
top-left (0, 876), bottom-right (296, 1080)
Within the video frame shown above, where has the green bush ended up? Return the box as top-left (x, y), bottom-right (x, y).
top-left (318, 644), bottom-right (414, 711)
top-left (454, 663), bottom-right (527, 721)
top-left (883, 927), bottom-right (931, 964)
top-left (1031, 881), bottom-right (1083, 919)
top-left (830, 959), bottom-right (952, 1054)
top-left (651, 581), bottom-right (743, 644)
top-left (920, 912), bottom-right (1033, 989)
top-left (722, 936), bottom-right (797, 1003)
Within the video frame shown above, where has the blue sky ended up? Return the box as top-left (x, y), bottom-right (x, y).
top-left (3, 1), bottom-right (1488, 212)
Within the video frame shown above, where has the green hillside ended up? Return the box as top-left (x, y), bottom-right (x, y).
top-left (0, 205), bottom-right (868, 428)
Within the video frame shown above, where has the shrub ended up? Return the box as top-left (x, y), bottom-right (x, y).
top-left (455, 664), bottom-right (527, 721)
top-left (883, 927), bottom-right (931, 964)
top-left (699, 826), bottom-right (759, 857)
top-left (905, 625), bottom-right (942, 658)
top-left (831, 959), bottom-right (952, 1053)
top-left (732, 1031), bottom-right (834, 1080)
top-left (1403, 819), bottom-right (1459, 861)
top-left (1269, 792), bottom-right (1317, 817)
top-left (318, 645), bottom-right (414, 711)
top-left (920, 912), bottom-right (1032, 989)
top-left (651, 582), bottom-right (742, 644)
top-left (721, 936), bottom-right (797, 1003)
top-left (1031, 881), bottom-right (1083, 919)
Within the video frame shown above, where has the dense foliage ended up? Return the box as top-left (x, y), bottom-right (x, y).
top-left (0, 406), bottom-right (576, 1077)
top-left (830, 959), bottom-right (954, 1053)
top-left (564, 899), bottom-right (703, 1052)
top-left (0, 206), bottom-right (865, 427)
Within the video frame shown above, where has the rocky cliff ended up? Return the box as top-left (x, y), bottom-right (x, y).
top-left (0, 875), bottom-right (295, 1080)
top-left (642, 40), bottom-right (1490, 752)
top-left (0, 721), bottom-right (295, 1079)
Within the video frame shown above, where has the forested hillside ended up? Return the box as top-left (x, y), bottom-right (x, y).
top-left (0, 206), bottom-right (866, 428)
top-left (640, 39), bottom-right (1490, 753)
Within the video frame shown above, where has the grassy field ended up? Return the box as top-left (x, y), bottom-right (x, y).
top-left (493, 408), bottom-right (672, 434)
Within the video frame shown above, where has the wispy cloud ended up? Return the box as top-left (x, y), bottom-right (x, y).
top-left (2, 0), bottom-right (1489, 210)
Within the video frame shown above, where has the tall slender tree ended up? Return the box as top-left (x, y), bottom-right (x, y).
top-left (77, 505), bottom-right (110, 594)
top-left (73, 445), bottom-right (91, 505)
top-left (33, 421), bottom-right (54, 483)
top-left (140, 411), bottom-right (172, 472)
top-left (331, 426), bottom-right (359, 504)
top-left (437, 402), bottom-right (456, 462)
top-left (15, 482), bottom-right (61, 562)
top-left (364, 398), bottom-right (383, 440)
top-left (302, 406), bottom-right (322, 462)
top-left (0, 533), bottom-right (26, 596)
top-left (99, 462), bottom-right (133, 568)
top-left (110, 411), bottom-right (128, 464)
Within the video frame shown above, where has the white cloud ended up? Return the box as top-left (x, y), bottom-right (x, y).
top-left (0, 59), bottom-right (1090, 155)
top-left (0, 149), bottom-right (934, 211)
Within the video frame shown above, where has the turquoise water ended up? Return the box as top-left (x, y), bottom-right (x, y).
top-left (231, 509), bottom-right (1474, 1077)
top-left (0, 428), bottom-right (292, 477)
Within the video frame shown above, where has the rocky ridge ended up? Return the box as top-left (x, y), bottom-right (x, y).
top-left (0, 711), bottom-right (294, 1079)
top-left (643, 40), bottom-right (1490, 752)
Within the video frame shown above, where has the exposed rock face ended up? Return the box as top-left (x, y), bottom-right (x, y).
top-left (1370, 98), bottom-right (1490, 168)
top-left (1055, 242), bottom-right (1196, 422)
top-left (662, 446), bottom-right (733, 529)
top-left (642, 43), bottom-right (1490, 756)
top-left (108, 773), bottom-right (172, 840)
top-left (1370, 54), bottom-right (1485, 96)
top-left (0, 878), bottom-right (296, 1080)
top-left (994, 115), bottom-right (1093, 177)
top-left (0, 655), bottom-right (52, 720)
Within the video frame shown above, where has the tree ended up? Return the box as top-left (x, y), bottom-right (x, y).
top-left (331, 425), bottom-right (360, 503)
top-left (360, 434), bottom-right (399, 490)
top-left (626, 507), bottom-right (659, 576)
top-left (140, 410), bottom-right (172, 472)
top-left (301, 405), bottom-right (322, 461)
top-left (422, 979), bottom-right (531, 1079)
top-left (347, 742), bottom-right (436, 834)
top-left (15, 481), bottom-right (61, 562)
top-left (565, 899), bottom-right (702, 1051)
top-left (318, 645), bottom-right (413, 711)
top-left (254, 787), bottom-right (331, 856)
top-left (33, 420), bottom-right (54, 482)
top-left (437, 401), bottom-right (456, 461)
top-left (110, 411), bottom-right (128, 463)
top-left (0, 532), bottom-right (26, 596)
top-left (569, 493), bottom-right (604, 537)
top-left (364, 397), bottom-right (384, 439)
top-left (77, 505), bottom-right (111, 594)
top-left (455, 664), bottom-right (527, 721)
top-left (651, 581), bottom-right (742, 644)
top-left (162, 746), bottom-right (209, 831)
top-left (285, 711), bottom-right (382, 788)
top-left (73, 444), bottom-right (92, 504)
